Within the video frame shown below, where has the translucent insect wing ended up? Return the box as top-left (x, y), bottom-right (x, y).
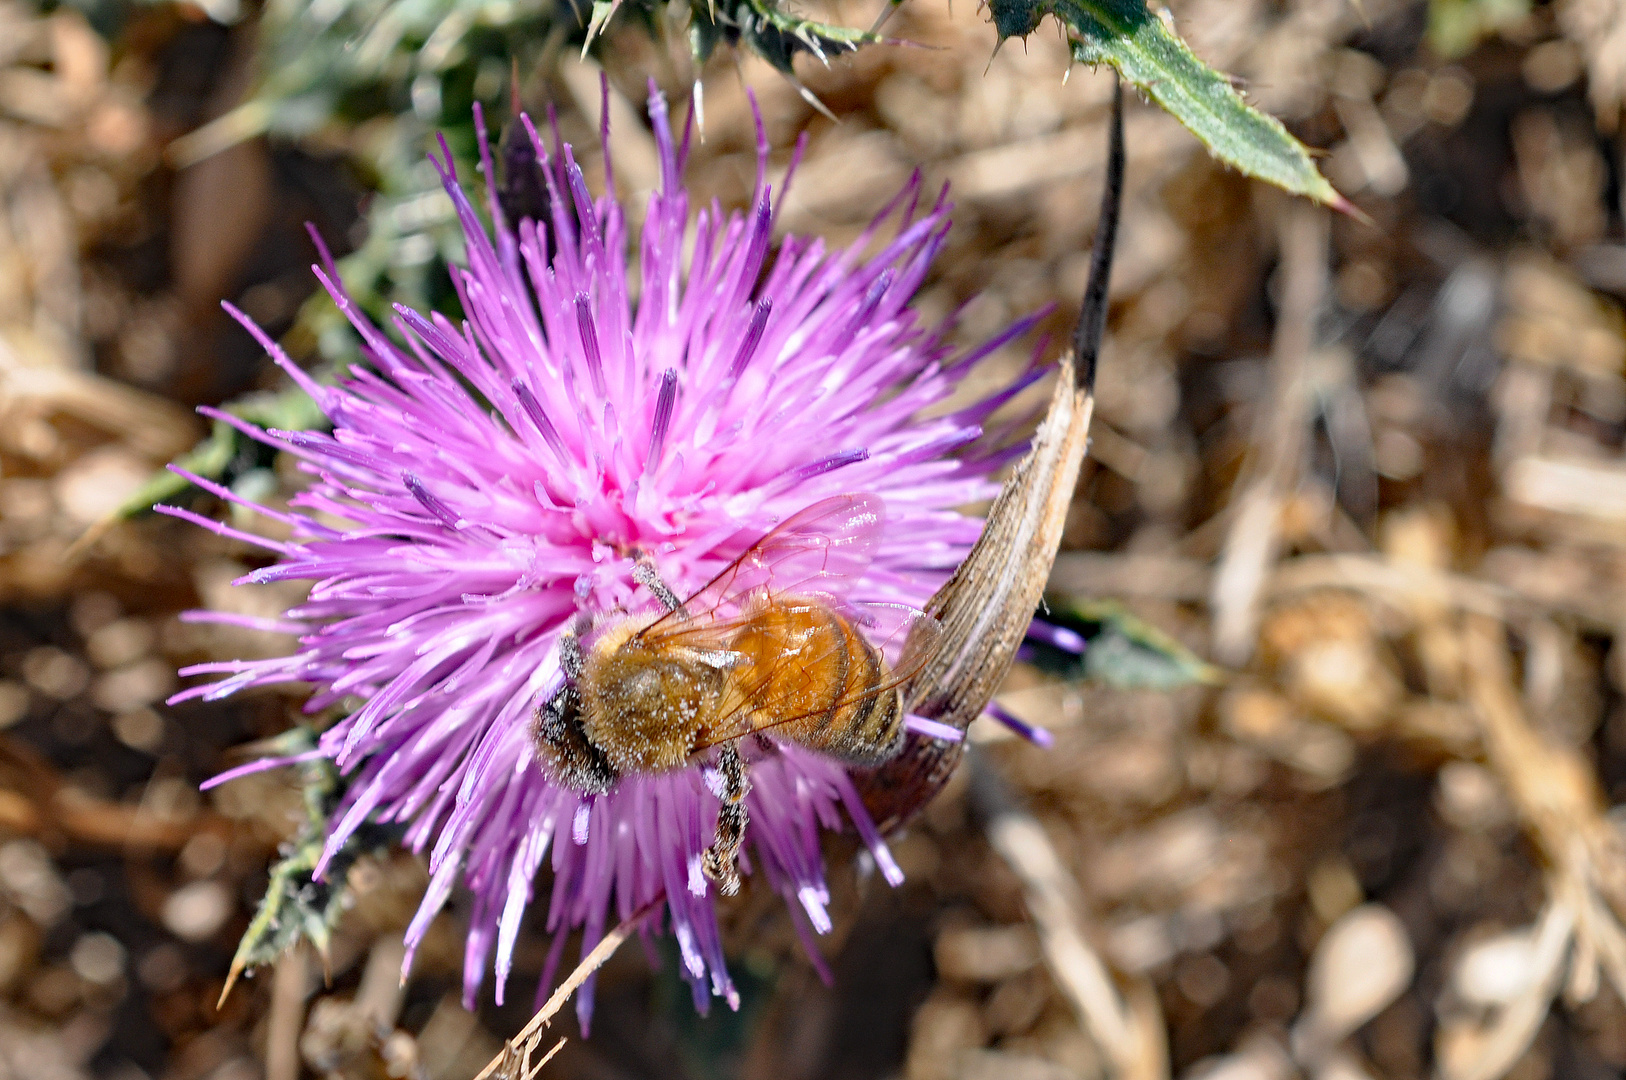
top-left (643, 493), bottom-right (886, 639)
top-left (747, 492), bottom-right (886, 596)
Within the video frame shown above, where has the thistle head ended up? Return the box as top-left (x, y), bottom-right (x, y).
top-left (173, 80), bottom-right (1046, 1030)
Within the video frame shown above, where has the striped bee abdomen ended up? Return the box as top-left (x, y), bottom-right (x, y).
top-left (729, 601), bottom-right (905, 764)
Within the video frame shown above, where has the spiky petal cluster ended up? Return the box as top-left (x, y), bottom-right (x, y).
top-left (170, 84), bottom-right (1043, 1028)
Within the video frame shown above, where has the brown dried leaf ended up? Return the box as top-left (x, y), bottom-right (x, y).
top-left (856, 81), bottom-right (1122, 833)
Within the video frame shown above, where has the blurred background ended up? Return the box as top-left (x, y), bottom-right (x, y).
top-left (3, 0), bottom-right (1626, 1078)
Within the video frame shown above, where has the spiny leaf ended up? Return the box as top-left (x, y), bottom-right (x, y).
top-left (1030, 598), bottom-right (1221, 691)
top-left (584, 0), bottom-right (620, 51)
top-left (221, 729), bottom-right (400, 1005)
top-left (987, 0), bottom-right (1350, 209)
top-left (686, 0), bottom-right (882, 75)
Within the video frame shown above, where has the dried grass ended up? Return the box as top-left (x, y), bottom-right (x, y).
top-left (3, 0), bottom-right (1626, 1078)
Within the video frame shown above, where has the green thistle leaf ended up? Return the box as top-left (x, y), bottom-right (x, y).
top-left (113, 382), bottom-right (330, 520)
top-left (1031, 599), bottom-right (1221, 691)
top-left (222, 728), bottom-right (401, 1002)
top-left (988, 0), bottom-right (1351, 210)
top-left (685, 0), bottom-right (882, 77)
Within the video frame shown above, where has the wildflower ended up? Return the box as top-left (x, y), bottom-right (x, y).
top-left (168, 82), bottom-right (1045, 1028)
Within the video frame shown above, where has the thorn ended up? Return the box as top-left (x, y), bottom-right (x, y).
top-left (582, 0), bottom-right (621, 56)
top-left (790, 76), bottom-right (837, 122)
top-left (1328, 190), bottom-right (1374, 227)
top-left (218, 958), bottom-right (245, 1010)
top-left (868, 0), bottom-right (901, 35)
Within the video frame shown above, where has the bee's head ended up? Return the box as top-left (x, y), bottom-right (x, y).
top-left (579, 639), bottom-right (726, 773)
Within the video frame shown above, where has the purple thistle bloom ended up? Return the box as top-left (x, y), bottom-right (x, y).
top-left (171, 82), bottom-right (1045, 1029)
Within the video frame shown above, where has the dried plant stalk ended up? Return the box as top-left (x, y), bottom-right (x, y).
top-left (857, 77), bottom-right (1123, 832)
top-left (472, 894), bottom-right (663, 1080)
top-left (971, 753), bottom-right (1168, 1080)
top-left (1461, 616), bottom-right (1626, 998)
top-left (1209, 201), bottom-right (1328, 665)
top-left (264, 944), bottom-right (309, 1080)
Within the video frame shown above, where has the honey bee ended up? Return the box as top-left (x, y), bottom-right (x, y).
top-left (533, 493), bottom-right (941, 895)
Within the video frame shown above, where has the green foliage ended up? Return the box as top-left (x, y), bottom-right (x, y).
top-left (172, 0), bottom-right (555, 158)
top-left (224, 727), bottom-right (401, 998)
top-left (683, 0), bottom-right (881, 79)
top-left (164, 0), bottom-right (547, 362)
top-left (116, 382), bottom-right (328, 518)
top-left (988, 0), bottom-right (1347, 209)
top-left (1030, 598), bottom-right (1220, 691)
top-left (1427, 0), bottom-right (1530, 59)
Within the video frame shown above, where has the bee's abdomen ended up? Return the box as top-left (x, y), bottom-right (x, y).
top-left (739, 603), bottom-right (904, 764)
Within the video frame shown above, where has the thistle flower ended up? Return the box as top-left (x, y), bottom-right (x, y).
top-left (170, 82), bottom-right (1045, 1029)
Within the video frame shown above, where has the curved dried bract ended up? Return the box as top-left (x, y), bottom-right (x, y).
top-left (856, 77), bottom-right (1124, 833)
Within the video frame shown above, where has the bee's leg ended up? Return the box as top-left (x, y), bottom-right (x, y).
top-left (702, 742), bottom-right (750, 896)
top-left (632, 557), bottom-right (689, 618)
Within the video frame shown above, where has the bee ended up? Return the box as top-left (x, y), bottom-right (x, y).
top-left (532, 493), bottom-right (941, 895)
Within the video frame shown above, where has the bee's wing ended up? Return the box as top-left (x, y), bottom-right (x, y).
top-left (690, 609), bottom-right (943, 751)
top-left (639, 493), bottom-right (886, 644)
